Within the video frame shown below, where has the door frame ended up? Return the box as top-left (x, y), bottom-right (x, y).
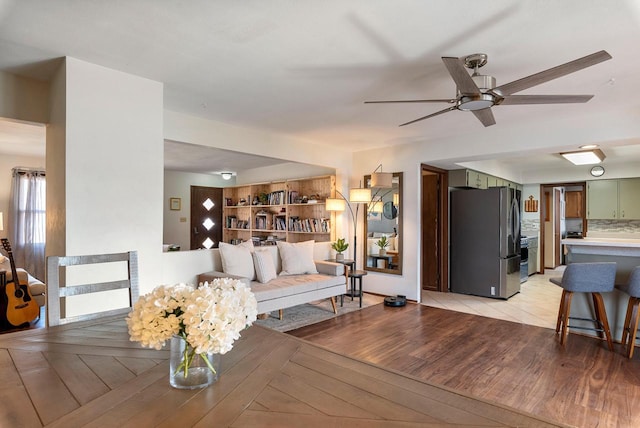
top-left (539, 181), bottom-right (586, 274)
top-left (420, 164), bottom-right (449, 293)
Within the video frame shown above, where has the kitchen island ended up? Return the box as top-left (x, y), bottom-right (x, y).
top-left (561, 237), bottom-right (640, 341)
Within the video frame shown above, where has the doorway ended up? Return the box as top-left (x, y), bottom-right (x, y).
top-left (190, 186), bottom-right (223, 250)
top-left (420, 164), bottom-right (448, 293)
top-left (539, 182), bottom-right (586, 273)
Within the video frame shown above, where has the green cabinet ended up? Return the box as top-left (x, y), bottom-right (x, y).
top-left (587, 178), bottom-right (640, 220)
top-left (587, 180), bottom-right (618, 219)
top-left (619, 178), bottom-right (640, 219)
top-left (450, 169), bottom-right (519, 190)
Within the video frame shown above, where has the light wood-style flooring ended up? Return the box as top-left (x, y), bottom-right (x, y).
top-left (422, 269), bottom-right (564, 329)
top-left (290, 297), bottom-right (640, 428)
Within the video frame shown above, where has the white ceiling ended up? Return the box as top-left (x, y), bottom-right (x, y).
top-left (1, 0), bottom-right (639, 175)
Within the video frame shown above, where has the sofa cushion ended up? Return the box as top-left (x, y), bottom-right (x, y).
top-left (219, 241), bottom-right (256, 280)
top-left (253, 249), bottom-right (277, 284)
top-left (277, 240), bottom-right (318, 275)
top-left (250, 273), bottom-right (343, 301)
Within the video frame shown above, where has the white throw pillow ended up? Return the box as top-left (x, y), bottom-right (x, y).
top-left (219, 241), bottom-right (256, 280)
top-left (252, 249), bottom-right (277, 283)
top-left (276, 240), bottom-right (318, 275)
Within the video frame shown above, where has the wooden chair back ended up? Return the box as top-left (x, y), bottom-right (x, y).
top-left (46, 251), bottom-right (139, 326)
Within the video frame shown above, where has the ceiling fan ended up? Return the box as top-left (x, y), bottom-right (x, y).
top-left (364, 50), bottom-right (612, 127)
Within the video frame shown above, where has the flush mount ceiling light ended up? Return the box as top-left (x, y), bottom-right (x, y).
top-left (560, 148), bottom-right (606, 165)
top-left (220, 172), bottom-right (233, 180)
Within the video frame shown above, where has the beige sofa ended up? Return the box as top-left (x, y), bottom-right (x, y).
top-left (197, 242), bottom-right (347, 315)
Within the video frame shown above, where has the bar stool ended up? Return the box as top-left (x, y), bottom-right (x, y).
top-left (550, 262), bottom-right (616, 350)
top-left (615, 266), bottom-right (640, 358)
top-left (347, 270), bottom-right (367, 308)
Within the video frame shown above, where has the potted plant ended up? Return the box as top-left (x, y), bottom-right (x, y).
top-left (376, 235), bottom-right (390, 256)
top-left (331, 238), bottom-right (349, 261)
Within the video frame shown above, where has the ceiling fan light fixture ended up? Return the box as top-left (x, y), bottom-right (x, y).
top-left (560, 148), bottom-right (605, 165)
top-left (458, 94), bottom-right (495, 111)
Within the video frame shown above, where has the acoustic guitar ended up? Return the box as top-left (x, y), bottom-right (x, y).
top-left (1, 239), bottom-right (39, 327)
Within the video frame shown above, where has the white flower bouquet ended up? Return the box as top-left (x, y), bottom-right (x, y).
top-left (126, 278), bottom-right (258, 379)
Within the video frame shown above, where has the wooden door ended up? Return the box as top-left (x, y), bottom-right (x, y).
top-left (421, 165), bottom-right (447, 292)
top-left (190, 186), bottom-right (223, 250)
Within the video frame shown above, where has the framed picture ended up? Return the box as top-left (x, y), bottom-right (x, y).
top-left (170, 197), bottom-right (181, 211)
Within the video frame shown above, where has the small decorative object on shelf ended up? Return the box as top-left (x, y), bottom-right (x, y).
top-left (331, 237), bottom-right (349, 261)
top-left (126, 279), bottom-right (258, 389)
top-left (376, 236), bottom-right (390, 256)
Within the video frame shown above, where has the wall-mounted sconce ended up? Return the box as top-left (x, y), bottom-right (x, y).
top-left (221, 172), bottom-right (233, 180)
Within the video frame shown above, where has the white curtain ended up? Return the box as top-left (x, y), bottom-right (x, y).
top-left (8, 168), bottom-right (46, 281)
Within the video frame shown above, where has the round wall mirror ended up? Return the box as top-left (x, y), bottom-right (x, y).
top-left (383, 201), bottom-right (397, 219)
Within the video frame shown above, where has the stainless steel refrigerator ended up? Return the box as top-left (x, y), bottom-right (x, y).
top-left (450, 187), bottom-right (521, 299)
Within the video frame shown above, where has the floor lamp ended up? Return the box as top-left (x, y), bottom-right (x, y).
top-left (326, 188), bottom-right (371, 269)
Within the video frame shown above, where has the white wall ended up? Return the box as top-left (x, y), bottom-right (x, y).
top-left (163, 170), bottom-right (229, 250)
top-left (0, 71), bottom-right (49, 124)
top-left (47, 57), bottom-right (164, 316)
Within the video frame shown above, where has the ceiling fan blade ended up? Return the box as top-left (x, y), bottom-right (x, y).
top-left (499, 94), bottom-right (594, 105)
top-left (399, 106), bottom-right (456, 127)
top-left (365, 99), bottom-right (456, 104)
top-left (493, 50), bottom-right (612, 96)
top-left (442, 57), bottom-right (480, 94)
top-left (472, 108), bottom-right (496, 127)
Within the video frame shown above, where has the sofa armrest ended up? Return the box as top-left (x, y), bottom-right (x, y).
top-left (198, 270), bottom-right (251, 287)
top-left (314, 260), bottom-right (344, 276)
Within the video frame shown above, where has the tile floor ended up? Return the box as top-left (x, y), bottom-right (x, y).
top-left (421, 267), bottom-right (565, 330)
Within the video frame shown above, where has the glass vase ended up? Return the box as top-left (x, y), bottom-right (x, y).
top-left (169, 335), bottom-right (220, 389)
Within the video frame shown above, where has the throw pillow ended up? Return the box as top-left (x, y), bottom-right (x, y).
top-left (252, 249), bottom-right (277, 283)
top-left (276, 240), bottom-right (318, 275)
top-left (219, 241), bottom-right (256, 280)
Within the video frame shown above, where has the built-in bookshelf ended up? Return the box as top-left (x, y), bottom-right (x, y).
top-left (222, 175), bottom-right (336, 245)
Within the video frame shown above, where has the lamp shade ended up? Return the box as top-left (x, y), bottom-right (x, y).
top-left (393, 193), bottom-right (399, 206)
top-left (370, 200), bottom-right (383, 213)
top-left (371, 172), bottom-right (393, 188)
top-left (349, 187), bottom-right (371, 203)
top-left (325, 198), bottom-right (346, 211)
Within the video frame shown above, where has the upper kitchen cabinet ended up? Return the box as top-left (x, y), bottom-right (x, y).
top-left (450, 169), bottom-right (488, 189)
top-left (587, 178), bottom-right (640, 220)
top-left (565, 190), bottom-right (583, 219)
top-left (619, 178), bottom-right (640, 219)
top-left (587, 180), bottom-right (618, 219)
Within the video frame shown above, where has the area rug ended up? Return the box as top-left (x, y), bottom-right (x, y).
top-left (255, 293), bottom-right (385, 332)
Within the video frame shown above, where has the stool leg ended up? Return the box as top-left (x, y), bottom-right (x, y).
top-left (592, 292), bottom-right (614, 352)
top-left (560, 291), bottom-right (573, 346)
top-left (628, 298), bottom-right (640, 359)
top-left (556, 289), bottom-right (568, 334)
top-left (358, 277), bottom-right (362, 308)
top-left (591, 293), bottom-right (606, 341)
top-left (621, 296), bottom-right (634, 348)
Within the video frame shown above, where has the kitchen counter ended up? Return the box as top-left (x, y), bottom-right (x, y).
top-left (562, 237), bottom-right (640, 248)
top-left (560, 237), bottom-right (640, 341)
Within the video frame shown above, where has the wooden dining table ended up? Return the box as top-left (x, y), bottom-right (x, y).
top-left (0, 316), bottom-right (566, 427)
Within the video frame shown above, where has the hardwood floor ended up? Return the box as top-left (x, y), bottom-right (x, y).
top-left (289, 301), bottom-right (640, 427)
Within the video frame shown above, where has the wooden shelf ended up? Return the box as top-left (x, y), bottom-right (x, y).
top-left (222, 175), bottom-right (335, 244)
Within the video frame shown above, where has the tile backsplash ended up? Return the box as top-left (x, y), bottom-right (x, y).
top-left (587, 220), bottom-right (640, 234)
top-left (520, 219), bottom-right (640, 236)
